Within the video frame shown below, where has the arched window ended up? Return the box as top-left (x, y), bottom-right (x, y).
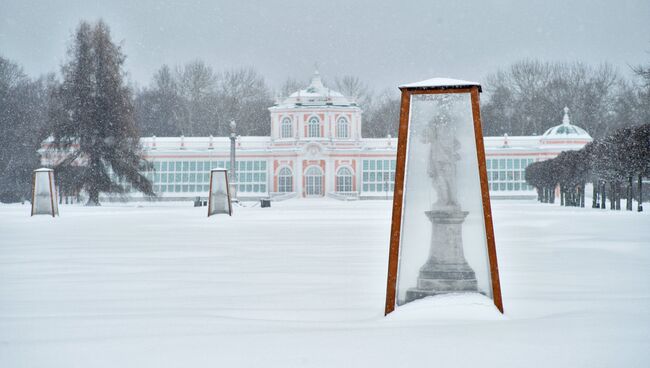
top-left (337, 117), bottom-right (349, 138)
top-left (281, 118), bottom-right (292, 138)
top-left (308, 117), bottom-right (320, 138)
top-left (336, 167), bottom-right (353, 192)
top-left (278, 167), bottom-right (293, 193)
top-left (305, 166), bottom-right (323, 196)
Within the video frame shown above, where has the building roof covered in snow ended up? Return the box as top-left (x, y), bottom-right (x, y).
top-left (541, 107), bottom-right (592, 141)
top-left (272, 70), bottom-right (358, 109)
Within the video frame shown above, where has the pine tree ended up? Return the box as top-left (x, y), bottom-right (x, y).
top-left (50, 20), bottom-right (152, 205)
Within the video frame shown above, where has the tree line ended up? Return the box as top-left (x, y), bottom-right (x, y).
top-left (0, 20), bottom-right (400, 204)
top-left (481, 60), bottom-right (649, 139)
top-left (0, 58), bottom-right (53, 202)
top-left (0, 18), bottom-right (648, 204)
top-left (525, 123), bottom-right (650, 211)
top-left (134, 64), bottom-right (400, 139)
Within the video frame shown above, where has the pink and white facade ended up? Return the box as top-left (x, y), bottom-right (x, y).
top-left (43, 73), bottom-right (592, 201)
top-left (138, 71), bottom-right (397, 200)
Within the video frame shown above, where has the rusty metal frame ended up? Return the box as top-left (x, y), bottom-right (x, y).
top-left (30, 170), bottom-right (58, 217)
top-left (384, 85), bottom-right (503, 315)
top-left (30, 171), bottom-right (36, 217)
top-left (48, 171), bottom-right (56, 217)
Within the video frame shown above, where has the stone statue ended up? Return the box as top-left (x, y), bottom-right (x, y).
top-left (403, 95), bottom-right (478, 304)
top-left (421, 113), bottom-right (461, 209)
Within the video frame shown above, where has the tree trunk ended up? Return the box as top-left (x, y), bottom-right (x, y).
top-left (550, 186), bottom-right (555, 204)
top-left (560, 187), bottom-right (565, 206)
top-left (639, 175), bottom-right (644, 212)
top-left (601, 182), bottom-right (607, 209)
top-left (581, 183), bottom-right (586, 208)
top-left (615, 182), bottom-right (621, 210)
top-left (571, 188), bottom-right (576, 207)
top-left (86, 190), bottom-right (101, 206)
top-left (627, 176), bottom-right (633, 211)
top-left (592, 182), bottom-right (598, 208)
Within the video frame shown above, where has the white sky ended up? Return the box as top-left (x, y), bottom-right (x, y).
top-left (1, 0), bottom-right (648, 91)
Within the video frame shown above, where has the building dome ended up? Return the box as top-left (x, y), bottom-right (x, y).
top-left (277, 70), bottom-right (357, 108)
top-left (542, 107), bottom-right (591, 139)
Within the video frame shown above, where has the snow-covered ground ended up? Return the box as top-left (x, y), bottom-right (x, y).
top-left (1, 199), bottom-right (649, 367)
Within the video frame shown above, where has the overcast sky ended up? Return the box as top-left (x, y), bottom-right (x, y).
top-left (1, 0), bottom-right (649, 92)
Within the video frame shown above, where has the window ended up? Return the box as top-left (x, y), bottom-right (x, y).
top-left (141, 159), bottom-right (273, 195)
top-left (308, 117), bottom-right (320, 138)
top-left (336, 167), bottom-right (353, 192)
top-left (236, 160), bottom-right (267, 193)
top-left (144, 160), bottom-right (230, 194)
top-left (305, 166), bottom-right (323, 196)
top-left (486, 157), bottom-right (534, 192)
top-left (281, 117), bottom-right (292, 138)
top-left (336, 117), bottom-right (349, 138)
top-left (362, 159), bottom-right (396, 193)
top-left (278, 167), bottom-right (293, 193)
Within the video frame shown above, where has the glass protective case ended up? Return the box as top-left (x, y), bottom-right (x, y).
top-left (208, 169), bottom-right (232, 216)
top-left (385, 81), bottom-right (502, 315)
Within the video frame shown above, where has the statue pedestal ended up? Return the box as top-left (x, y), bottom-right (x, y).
top-left (405, 209), bottom-right (478, 303)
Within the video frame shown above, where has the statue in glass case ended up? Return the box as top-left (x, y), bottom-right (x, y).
top-left (405, 96), bottom-right (478, 303)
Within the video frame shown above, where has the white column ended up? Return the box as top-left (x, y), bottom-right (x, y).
top-left (296, 157), bottom-right (303, 197)
top-left (267, 158), bottom-right (272, 195)
top-left (293, 114), bottom-right (298, 141)
top-left (356, 158), bottom-right (361, 194)
top-left (326, 156), bottom-right (334, 195)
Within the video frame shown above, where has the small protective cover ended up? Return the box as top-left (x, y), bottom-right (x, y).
top-left (207, 169), bottom-right (232, 216)
top-left (32, 168), bottom-right (58, 216)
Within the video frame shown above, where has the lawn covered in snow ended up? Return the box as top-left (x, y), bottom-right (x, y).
top-left (1, 199), bottom-right (649, 367)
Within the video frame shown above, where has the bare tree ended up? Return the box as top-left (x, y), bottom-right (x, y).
top-left (216, 67), bottom-right (273, 136)
top-left (175, 60), bottom-right (218, 136)
top-left (0, 56), bottom-right (51, 202)
top-left (334, 75), bottom-right (373, 110)
top-left (482, 60), bottom-right (622, 138)
top-left (277, 77), bottom-right (304, 100)
top-left (363, 89), bottom-right (399, 138)
top-left (134, 65), bottom-right (185, 136)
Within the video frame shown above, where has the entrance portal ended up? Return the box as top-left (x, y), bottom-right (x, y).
top-left (305, 166), bottom-right (323, 197)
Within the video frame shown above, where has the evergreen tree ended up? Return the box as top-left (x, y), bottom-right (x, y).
top-left (0, 56), bottom-right (50, 203)
top-left (50, 20), bottom-right (152, 205)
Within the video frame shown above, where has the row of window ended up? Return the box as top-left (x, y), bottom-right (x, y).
top-left (152, 160), bottom-right (269, 172)
top-left (362, 159), bottom-right (396, 193)
top-left (276, 166), bottom-right (353, 194)
top-left (486, 158), bottom-right (535, 191)
top-left (146, 160), bottom-right (267, 193)
top-left (129, 157), bottom-right (535, 195)
top-left (280, 116), bottom-right (350, 139)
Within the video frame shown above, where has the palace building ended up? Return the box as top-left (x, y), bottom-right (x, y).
top-left (43, 72), bottom-right (593, 201)
top-left (135, 71), bottom-right (398, 201)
